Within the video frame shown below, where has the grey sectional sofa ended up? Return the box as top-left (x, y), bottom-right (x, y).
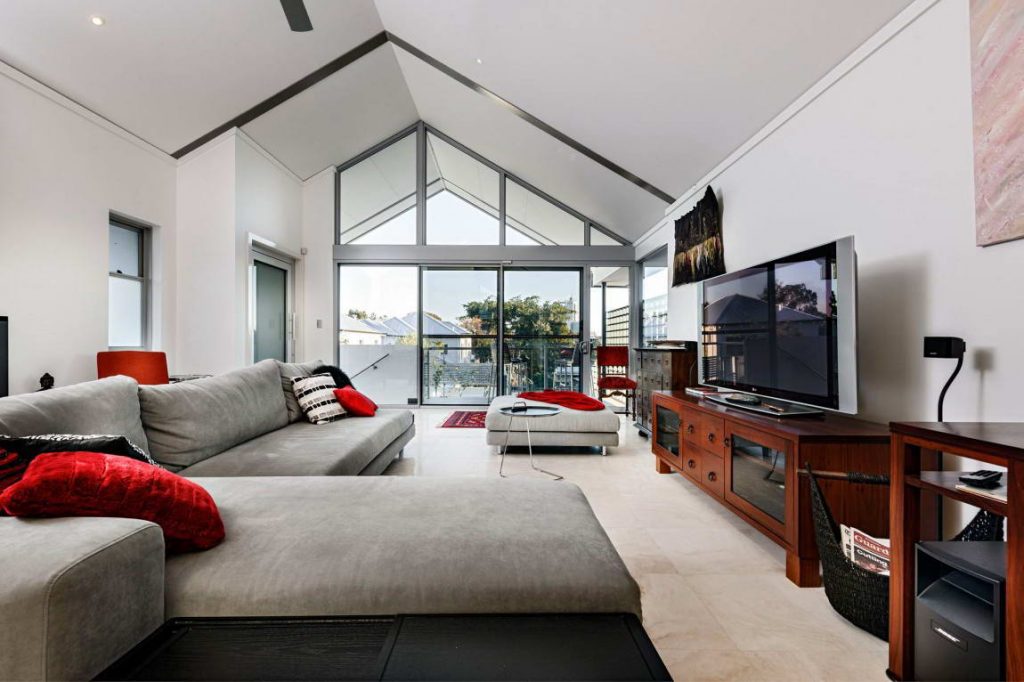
top-left (0, 361), bottom-right (640, 681)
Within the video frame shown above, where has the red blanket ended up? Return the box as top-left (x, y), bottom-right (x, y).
top-left (517, 390), bottom-right (606, 411)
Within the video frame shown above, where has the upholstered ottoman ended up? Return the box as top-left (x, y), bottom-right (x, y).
top-left (485, 395), bottom-right (621, 451)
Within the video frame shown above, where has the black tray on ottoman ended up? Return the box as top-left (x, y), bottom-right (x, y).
top-left (96, 613), bottom-right (671, 681)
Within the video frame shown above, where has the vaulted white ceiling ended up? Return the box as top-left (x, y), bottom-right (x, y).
top-left (0, 0), bottom-right (915, 240)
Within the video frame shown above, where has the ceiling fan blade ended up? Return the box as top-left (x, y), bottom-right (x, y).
top-left (280, 0), bottom-right (313, 32)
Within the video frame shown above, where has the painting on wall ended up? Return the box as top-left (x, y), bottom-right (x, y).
top-left (672, 186), bottom-right (724, 287)
top-left (971, 0), bottom-right (1024, 246)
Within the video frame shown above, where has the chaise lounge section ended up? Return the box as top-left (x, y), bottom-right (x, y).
top-left (0, 365), bottom-right (640, 681)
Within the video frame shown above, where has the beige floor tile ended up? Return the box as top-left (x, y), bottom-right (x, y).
top-left (659, 649), bottom-right (814, 682)
top-left (387, 408), bottom-right (886, 679)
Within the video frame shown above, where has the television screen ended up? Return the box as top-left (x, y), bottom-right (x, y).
top-left (700, 238), bottom-right (856, 412)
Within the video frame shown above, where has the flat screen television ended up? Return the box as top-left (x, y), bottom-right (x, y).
top-left (698, 237), bottom-right (857, 413)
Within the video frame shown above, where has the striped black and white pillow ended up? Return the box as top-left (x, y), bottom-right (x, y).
top-left (291, 373), bottom-right (346, 425)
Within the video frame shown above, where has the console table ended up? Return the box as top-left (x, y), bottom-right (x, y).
top-left (888, 422), bottom-right (1022, 681)
top-left (651, 391), bottom-right (893, 587)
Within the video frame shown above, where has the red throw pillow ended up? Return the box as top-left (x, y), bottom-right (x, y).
top-left (333, 387), bottom-right (377, 417)
top-left (0, 452), bottom-right (225, 553)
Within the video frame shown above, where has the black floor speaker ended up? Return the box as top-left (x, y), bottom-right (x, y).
top-left (915, 541), bottom-right (1005, 681)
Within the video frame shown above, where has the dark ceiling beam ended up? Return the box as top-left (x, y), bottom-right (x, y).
top-left (170, 31), bottom-right (389, 158)
top-left (171, 30), bottom-right (674, 206)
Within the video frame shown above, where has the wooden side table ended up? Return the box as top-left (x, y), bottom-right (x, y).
top-left (888, 422), bottom-right (1024, 681)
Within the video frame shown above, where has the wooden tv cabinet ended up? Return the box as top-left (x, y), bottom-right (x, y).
top-left (651, 390), bottom-right (891, 587)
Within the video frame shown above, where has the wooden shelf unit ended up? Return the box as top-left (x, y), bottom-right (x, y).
top-left (889, 422), bottom-right (1023, 681)
top-left (634, 346), bottom-right (697, 437)
top-left (651, 390), bottom-right (892, 587)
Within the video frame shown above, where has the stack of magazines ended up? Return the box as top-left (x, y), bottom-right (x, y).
top-left (840, 524), bottom-right (890, 575)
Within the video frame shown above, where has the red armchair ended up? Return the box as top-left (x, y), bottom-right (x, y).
top-left (97, 351), bottom-right (169, 385)
top-left (596, 345), bottom-right (637, 419)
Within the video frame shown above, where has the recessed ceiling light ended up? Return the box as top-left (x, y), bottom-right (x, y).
top-left (475, 58), bottom-right (483, 65)
top-left (90, 15), bottom-right (105, 26)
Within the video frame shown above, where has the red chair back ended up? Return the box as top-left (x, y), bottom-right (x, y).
top-left (596, 345), bottom-right (629, 372)
top-left (97, 351), bottom-right (169, 385)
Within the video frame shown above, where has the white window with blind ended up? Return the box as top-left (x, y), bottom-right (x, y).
top-left (108, 217), bottom-right (149, 349)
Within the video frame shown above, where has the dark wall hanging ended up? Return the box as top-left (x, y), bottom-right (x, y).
top-left (671, 186), bottom-right (724, 287)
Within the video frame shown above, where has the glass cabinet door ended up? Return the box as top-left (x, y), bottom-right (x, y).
top-left (728, 432), bottom-right (787, 524)
top-left (655, 404), bottom-right (681, 461)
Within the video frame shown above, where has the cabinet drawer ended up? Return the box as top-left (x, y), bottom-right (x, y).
top-left (700, 453), bottom-right (725, 498)
top-left (682, 408), bottom-right (701, 446)
top-left (681, 444), bottom-right (702, 482)
top-left (700, 414), bottom-right (726, 456)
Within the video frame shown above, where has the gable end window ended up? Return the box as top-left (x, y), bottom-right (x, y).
top-left (108, 217), bottom-right (149, 349)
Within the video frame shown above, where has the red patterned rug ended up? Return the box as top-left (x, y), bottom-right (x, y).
top-left (439, 410), bottom-right (488, 428)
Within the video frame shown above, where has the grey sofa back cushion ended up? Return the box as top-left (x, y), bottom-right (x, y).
top-left (0, 376), bottom-right (150, 454)
top-left (276, 359), bottom-right (323, 423)
top-left (139, 360), bottom-right (288, 469)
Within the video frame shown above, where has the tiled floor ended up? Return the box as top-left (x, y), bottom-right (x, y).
top-left (387, 408), bottom-right (889, 681)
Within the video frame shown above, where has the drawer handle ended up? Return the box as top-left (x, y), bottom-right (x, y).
top-left (723, 437), bottom-right (731, 447)
top-left (707, 433), bottom-right (715, 443)
top-left (707, 472), bottom-right (718, 482)
top-left (686, 425), bottom-right (695, 434)
top-left (687, 459), bottom-right (696, 469)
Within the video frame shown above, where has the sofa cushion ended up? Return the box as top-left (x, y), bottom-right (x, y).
top-left (0, 376), bottom-right (150, 454)
top-left (2, 452), bottom-right (225, 553)
top-left (165, 477), bottom-right (640, 618)
top-left (0, 516), bottom-right (164, 682)
top-left (178, 409), bottom-right (414, 477)
top-left (0, 434), bottom-right (154, 493)
top-left (139, 360), bottom-right (288, 470)
top-left (334, 386), bottom-right (377, 417)
top-left (275, 359), bottom-right (323, 423)
top-left (292, 373), bottom-right (346, 424)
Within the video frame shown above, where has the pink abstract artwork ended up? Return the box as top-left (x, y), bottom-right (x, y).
top-left (971, 0), bottom-right (1024, 246)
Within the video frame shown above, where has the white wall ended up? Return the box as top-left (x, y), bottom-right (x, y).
top-left (175, 131), bottom-right (303, 373)
top-left (0, 65), bottom-right (176, 393)
top-left (300, 168), bottom-right (337, 364)
top-left (636, 0), bottom-right (1024, 427)
top-left (234, 133), bottom-right (304, 363)
top-left (175, 133), bottom-right (237, 374)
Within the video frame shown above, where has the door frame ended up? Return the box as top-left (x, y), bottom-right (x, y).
top-left (250, 247), bottom-right (295, 364)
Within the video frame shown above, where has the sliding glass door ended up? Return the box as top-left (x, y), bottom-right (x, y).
top-left (338, 264), bottom-right (621, 406)
top-left (421, 267), bottom-right (499, 405)
top-left (503, 268), bottom-right (583, 394)
top-left (337, 266), bottom-right (419, 405)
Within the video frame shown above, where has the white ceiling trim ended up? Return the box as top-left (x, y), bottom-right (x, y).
top-left (633, 0), bottom-right (940, 249)
top-left (0, 58), bottom-right (173, 164)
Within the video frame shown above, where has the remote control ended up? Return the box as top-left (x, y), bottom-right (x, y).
top-left (958, 470), bottom-right (1003, 489)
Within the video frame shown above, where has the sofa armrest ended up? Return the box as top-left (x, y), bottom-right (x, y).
top-left (0, 517), bottom-right (165, 681)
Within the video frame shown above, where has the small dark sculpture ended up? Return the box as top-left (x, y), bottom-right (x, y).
top-left (37, 373), bottom-right (54, 391)
top-left (312, 365), bottom-right (353, 390)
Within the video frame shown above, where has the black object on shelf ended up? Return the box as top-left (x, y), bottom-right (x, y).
top-left (0, 316), bottom-right (7, 398)
top-left (96, 614), bottom-right (672, 681)
top-left (958, 470), bottom-right (1004, 490)
top-left (915, 541), bottom-right (1006, 681)
top-left (923, 336), bottom-right (965, 422)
